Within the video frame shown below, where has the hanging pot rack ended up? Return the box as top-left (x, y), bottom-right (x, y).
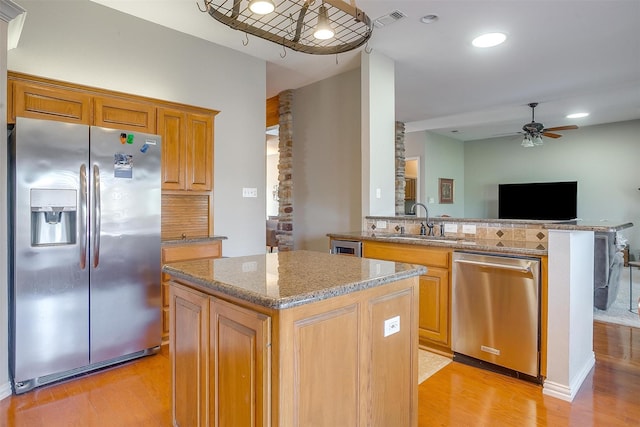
top-left (199, 0), bottom-right (373, 55)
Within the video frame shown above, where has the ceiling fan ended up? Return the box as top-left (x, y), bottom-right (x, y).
top-left (521, 102), bottom-right (578, 147)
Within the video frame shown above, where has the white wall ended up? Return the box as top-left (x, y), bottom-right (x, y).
top-left (292, 68), bottom-right (361, 252)
top-left (464, 119), bottom-right (640, 248)
top-left (405, 130), bottom-right (465, 218)
top-left (8, 0), bottom-right (267, 256)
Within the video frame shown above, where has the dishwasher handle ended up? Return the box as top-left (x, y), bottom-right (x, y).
top-left (454, 258), bottom-right (532, 273)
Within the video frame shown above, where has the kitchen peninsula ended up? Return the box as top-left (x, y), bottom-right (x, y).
top-left (163, 250), bottom-right (426, 427)
top-left (329, 217), bottom-right (633, 402)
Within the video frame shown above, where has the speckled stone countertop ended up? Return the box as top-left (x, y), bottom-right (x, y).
top-left (161, 235), bottom-right (227, 245)
top-left (367, 216), bottom-right (633, 232)
top-left (163, 250), bottom-right (427, 309)
top-left (328, 231), bottom-right (549, 256)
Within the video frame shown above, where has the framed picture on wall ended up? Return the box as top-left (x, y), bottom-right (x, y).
top-left (439, 178), bottom-right (454, 204)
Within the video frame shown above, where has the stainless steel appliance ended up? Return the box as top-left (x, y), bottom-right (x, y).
top-left (9, 117), bottom-right (162, 394)
top-left (452, 251), bottom-right (541, 381)
top-left (330, 239), bottom-right (362, 257)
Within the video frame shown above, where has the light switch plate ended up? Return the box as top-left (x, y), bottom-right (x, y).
top-left (444, 223), bottom-right (457, 233)
top-left (376, 220), bottom-right (387, 229)
top-left (242, 187), bottom-right (258, 198)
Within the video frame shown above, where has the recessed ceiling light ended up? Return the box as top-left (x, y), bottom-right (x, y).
top-left (472, 32), bottom-right (507, 48)
top-left (566, 112), bottom-right (589, 119)
top-left (420, 14), bottom-right (439, 24)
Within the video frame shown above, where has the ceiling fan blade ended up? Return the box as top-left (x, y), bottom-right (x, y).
top-left (542, 132), bottom-right (562, 139)
top-left (543, 125), bottom-right (578, 132)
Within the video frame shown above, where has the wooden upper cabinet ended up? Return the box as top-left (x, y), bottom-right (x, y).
top-left (11, 80), bottom-right (91, 124)
top-left (94, 96), bottom-right (156, 134)
top-left (158, 107), bottom-right (213, 191)
top-left (186, 112), bottom-right (213, 191)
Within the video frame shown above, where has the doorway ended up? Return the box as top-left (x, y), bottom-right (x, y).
top-left (404, 157), bottom-right (420, 214)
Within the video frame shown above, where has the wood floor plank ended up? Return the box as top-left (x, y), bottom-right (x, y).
top-left (0, 323), bottom-right (638, 426)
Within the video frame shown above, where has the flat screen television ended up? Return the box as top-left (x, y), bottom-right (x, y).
top-left (498, 181), bottom-right (577, 220)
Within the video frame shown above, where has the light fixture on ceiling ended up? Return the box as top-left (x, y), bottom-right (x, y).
top-left (472, 32), bottom-right (507, 48)
top-left (313, 5), bottom-right (335, 40)
top-left (420, 14), bottom-right (439, 24)
top-left (566, 112), bottom-right (589, 119)
top-left (200, 0), bottom-right (373, 55)
top-left (521, 134), bottom-right (534, 148)
top-left (248, 0), bottom-right (275, 15)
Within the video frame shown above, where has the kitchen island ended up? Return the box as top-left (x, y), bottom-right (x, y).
top-left (163, 250), bottom-right (426, 427)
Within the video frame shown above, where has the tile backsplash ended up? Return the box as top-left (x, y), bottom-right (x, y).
top-left (364, 217), bottom-right (548, 243)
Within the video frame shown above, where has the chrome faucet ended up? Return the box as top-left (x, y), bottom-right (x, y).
top-left (410, 203), bottom-right (434, 236)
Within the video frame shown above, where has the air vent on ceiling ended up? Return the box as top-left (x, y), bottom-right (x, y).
top-left (374, 10), bottom-right (407, 28)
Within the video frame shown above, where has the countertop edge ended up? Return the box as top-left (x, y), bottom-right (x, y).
top-left (163, 261), bottom-right (426, 310)
top-left (328, 232), bottom-right (548, 256)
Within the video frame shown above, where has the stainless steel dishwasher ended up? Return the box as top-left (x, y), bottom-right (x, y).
top-left (452, 251), bottom-right (541, 381)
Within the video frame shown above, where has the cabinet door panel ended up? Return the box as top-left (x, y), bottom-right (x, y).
top-left (170, 284), bottom-right (209, 427)
top-left (418, 267), bottom-right (449, 346)
top-left (187, 112), bottom-right (213, 191)
top-left (12, 81), bottom-right (91, 124)
top-left (158, 108), bottom-right (186, 190)
top-left (94, 96), bottom-right (156, 133)
top-left (211, 298), bottom-right (270, 427)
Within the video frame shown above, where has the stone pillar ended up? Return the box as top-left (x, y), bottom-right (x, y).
top-left (395, 121), bottom-right (406, 215)
top-left (277, 90), bottom-right (294, 251)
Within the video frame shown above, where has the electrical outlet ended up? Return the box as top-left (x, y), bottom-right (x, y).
top-left (376, 188), bottom-right (382, 199)
top-left (384, 316), bottom-right (400, 337)
top-left (444, 223), bottom-right (457, 233)
top-left (376, 220), bottom-right (387, 229)
top-left (242, 187), bottom-right (258, 198)
top-left (462, 224), bottom-right (476, 234)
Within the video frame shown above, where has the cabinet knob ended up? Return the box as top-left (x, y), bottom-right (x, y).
top-left (181, 233), bottom-right (187, 240)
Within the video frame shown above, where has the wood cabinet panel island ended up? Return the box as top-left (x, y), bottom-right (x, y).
top-left (163, 250), bottom-right (426, 427)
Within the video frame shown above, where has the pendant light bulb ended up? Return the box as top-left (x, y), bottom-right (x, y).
top-left (533, 134), bottom-right (544, 146)
top-left (521, 134), bottom-right (534, 148)
top-left (248, 0), bottom-right (275, 15)
top-left (314, 5), bottom-right (335, 40)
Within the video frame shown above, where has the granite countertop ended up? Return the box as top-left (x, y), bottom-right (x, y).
top-left (162, 235), bottom-right (228, 245)
top-left (163, 250), bottom-right (426, 309)
top-left (367, 216), bottom-right (633, 233)
top-left (328, 231), bottom-right (549, 256)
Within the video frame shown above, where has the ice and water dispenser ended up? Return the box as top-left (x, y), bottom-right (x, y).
top-left (30, 189), bottom-right (77, 246)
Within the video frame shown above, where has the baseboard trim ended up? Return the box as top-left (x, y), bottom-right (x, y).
top-left (543, 352), bottom-right (595, 401)
top-left (0, 380), bottom-right (12, 401)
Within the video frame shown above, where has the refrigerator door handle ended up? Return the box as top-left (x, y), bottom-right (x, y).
top-left (92, 164), bottom-right (101, 268)
top-left (79, 164), bottom-right (88, 269)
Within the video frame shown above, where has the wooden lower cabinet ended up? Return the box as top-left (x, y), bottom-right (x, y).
top-left (161, 241), bottom-right (222, 344)
top-left (364, 241), bottom-right (451, 353)
top-left (168, 275), bottom-right (418, 427)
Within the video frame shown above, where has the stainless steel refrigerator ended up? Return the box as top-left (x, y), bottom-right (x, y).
top-left (9, 117), bottom-right (162, 394)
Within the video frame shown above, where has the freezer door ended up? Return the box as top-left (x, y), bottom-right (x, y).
top-left (89, 126), bottom-right (161, 363)
top-left (12, 118), bottom-right (90, 384)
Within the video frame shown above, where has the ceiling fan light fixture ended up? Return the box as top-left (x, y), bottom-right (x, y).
top-left (314, 5), bottom-right (335, 40)
top-left (532, 134), bottom-right (544, 146)
top-left (248, 0), bottom-right (275, 15)
top-left (472, 32), bottom-right (506, 48)
top-left (566, 112), bottom-right (589, 119)
top-left (521, 134), bottom-right (534, 148)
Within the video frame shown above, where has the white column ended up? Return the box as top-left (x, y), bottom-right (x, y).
top-left (0, 0), bottom-right (26, 401)
top-left (543, 229), bottom-right (595, 401)
top-left (361, 50), bottom-right (395, 217)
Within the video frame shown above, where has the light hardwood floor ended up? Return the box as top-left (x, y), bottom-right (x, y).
top-left (1, 321), bottom-right (638, 426)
